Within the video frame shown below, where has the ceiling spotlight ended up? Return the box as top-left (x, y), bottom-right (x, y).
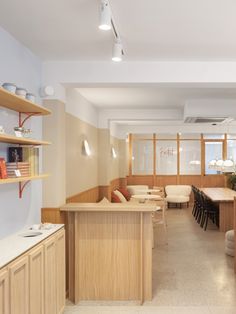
top-left (112, 39), bottom-right (123, 62)
top-left (99, 0), bottom-right (111, 31)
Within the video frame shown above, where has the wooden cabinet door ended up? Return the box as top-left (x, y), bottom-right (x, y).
top-left (56, 230), bottom-right (65, 314)
top-left (44, 236), bottom-right (57, 314)
top-left (29, 246), bottom-right (44, 314)
top-left (0, 268), bottom-right (9, 314)
top-left (9, 256), bottom-right (29, 314)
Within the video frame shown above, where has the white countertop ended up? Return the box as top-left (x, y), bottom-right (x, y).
top-left (0, 224), bottom-right (64, 269)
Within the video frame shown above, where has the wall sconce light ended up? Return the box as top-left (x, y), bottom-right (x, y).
top-left (111, 147), bottom-right (117, 159)
top-left (82, 140), bottom-right (91, 156)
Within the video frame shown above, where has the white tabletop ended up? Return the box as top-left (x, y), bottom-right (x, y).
top-left (136, 189), bottom-right (161, 193)
top-left (131, 194), bottom-right (162, 200)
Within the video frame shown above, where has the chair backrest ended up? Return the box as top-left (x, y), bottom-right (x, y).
top-left (165, 185), bottom-right (191, 196)
top-left (126, 185), bottom-right (149, 195)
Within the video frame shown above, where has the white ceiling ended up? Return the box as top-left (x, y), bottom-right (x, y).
top-left (77, 87), bottom-right (236, 109)
top-left (1, 0), bottom-right (236, 61)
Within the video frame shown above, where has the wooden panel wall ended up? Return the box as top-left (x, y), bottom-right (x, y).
top-left (66, 186), bottom-right (100, 203)
top-left (127, 174), bottom-right (226, 189)
top-left (127, 175), bottom-right (154, 187)
top-left (155, 175), bottom-right (178, 187)
top-left (201, 175), bottom-right (225, 188)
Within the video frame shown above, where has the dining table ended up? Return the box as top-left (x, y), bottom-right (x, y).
top-left (201, 187), bottom-right (236, 232)
top-left (136, 189), bottom-right (161, 194)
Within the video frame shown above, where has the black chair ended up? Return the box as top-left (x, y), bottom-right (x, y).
top-left (200, 194), bottom-right (219, 231)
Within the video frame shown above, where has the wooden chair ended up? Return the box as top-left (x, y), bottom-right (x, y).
top-left (151, 186), bottom-right (165, 198)
top-left (150, 198), bottom-right (168, 247)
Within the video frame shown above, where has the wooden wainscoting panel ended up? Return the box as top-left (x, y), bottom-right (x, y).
top-left (41, 207), bottom-right (66, 224)
top-left (155, 176), bottom-right (177, 187)
top-left (66, 186), bottom-right (99, 203)
top-left (119, 177), bottom-right (127, 188)
top-left (127, 175), bottom-right (154, 187)
top-left (110, 178), bottom-right (121, 192)
top-left (202, 175), bottom-right (225, 188)
top-left (99, 185), bottom-right (110, 201)
top-left (179, 175), bottom-right (202, 187)
top-left (127, 175), bottom-right (226, 189)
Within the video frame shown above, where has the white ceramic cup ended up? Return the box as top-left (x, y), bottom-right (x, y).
top-left (31, 224), bottom-right (41, 230)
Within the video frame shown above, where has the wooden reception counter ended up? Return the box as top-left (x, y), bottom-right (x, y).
top-left (61, 202), bottom-right (156, 304)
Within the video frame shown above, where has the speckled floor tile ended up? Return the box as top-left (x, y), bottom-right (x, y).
top-left (64, 208), bottom-right (236, 313)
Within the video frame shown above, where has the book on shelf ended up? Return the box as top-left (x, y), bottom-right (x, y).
top-left (0, 158), bottom-right (8, 179)
top-left (7, 147), bottom-right (39, 176)
top-left (6, 162), bottom-right (30, 178)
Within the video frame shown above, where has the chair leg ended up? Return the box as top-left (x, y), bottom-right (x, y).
top-left (200, 211), bottom-right (205, 228)
top-left (152, 224), bottom-right (155, 249)
top-left (204, 213), bottom-right (208, 231)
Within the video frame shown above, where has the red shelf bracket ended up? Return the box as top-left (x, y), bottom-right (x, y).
top-left (19, 180), bottom-right (30, 198)
top-left (19, 112), bottom-right (38, 127)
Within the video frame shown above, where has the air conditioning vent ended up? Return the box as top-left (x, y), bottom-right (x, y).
top-left (184, 100), bottom-right (236, 124)
top-left (184, 117), bottom-right (228, 124)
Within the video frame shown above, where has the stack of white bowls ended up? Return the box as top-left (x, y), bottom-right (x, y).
top-left (2, 82), bottom-right (35, 102)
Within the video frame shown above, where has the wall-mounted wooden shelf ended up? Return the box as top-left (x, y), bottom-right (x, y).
top-left (0, 174), bottom-right (49, 185)
top-left (0, 87), bottom-right (51, 115)
top-left (0, 133), bottom-right (51, 146)
top-left (0, 86), bottom-right (51, 198)
top-left (0, 174), bottom-right (50, 198)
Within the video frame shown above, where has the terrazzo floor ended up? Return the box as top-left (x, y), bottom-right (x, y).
top-left (64, 208), bottom-right (236, 314)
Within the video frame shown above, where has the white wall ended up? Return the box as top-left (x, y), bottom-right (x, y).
top-left (66, 88), bottom-right (98, 128)
top-left (0, 27), bottom-right (42, 238)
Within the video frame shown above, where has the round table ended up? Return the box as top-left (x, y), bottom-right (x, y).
top-left (136, 189), bottom-right (160, 194)
top-left (131, 194), bottom-right (162, 203)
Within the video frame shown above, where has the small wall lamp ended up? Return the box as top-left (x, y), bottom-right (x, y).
top-left (111, 147), bottom-right (117, 159)
top-left (82, 140), bottom-right (91, 156)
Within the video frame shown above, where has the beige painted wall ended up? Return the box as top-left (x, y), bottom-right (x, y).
top-left (98, 129), bottom-right (110, 186)
top-left (66, 113), bottom-right (98, 197)
top-left (43, 100), bottom-right (66, 207)
top-left (43, 98), bottom-right (127, 202)
top-left (110, 135), bottom-right (120, 181)
top-left (119, 139), bottom-right (127, 178)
